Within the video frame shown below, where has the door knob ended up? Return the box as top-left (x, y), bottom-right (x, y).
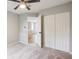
top-left (39, 32), bottom-right (42, 33)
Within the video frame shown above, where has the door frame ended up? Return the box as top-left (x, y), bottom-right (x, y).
top-left (41, 15), bottom-right (44, 48)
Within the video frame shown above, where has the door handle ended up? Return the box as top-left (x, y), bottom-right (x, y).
top-left (39, 32), bottom-right (42, 34)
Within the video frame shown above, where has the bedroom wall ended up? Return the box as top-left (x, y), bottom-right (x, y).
top-left (7, 11), bottom-right (19, 44)
top-left (39, 2), bottom-right (72, 16)
top-left (18, 14), bottom-right (27, 44)
top-left (39, 2), bottom-right (72, 52)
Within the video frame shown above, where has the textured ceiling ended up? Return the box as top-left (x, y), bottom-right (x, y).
top-left (7, 0), bottom-right (72, 14)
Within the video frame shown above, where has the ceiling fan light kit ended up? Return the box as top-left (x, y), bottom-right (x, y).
top-left (20, 3), bottom-right (26, 9)
top-left (9, 0), bottom-right (40, 10)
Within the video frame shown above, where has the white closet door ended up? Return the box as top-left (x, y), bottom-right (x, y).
top-left (44, 15), bottom-right (55, 48)
top-left (55, 12), bottom-right (70, 52)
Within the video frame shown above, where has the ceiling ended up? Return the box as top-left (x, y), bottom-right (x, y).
top-left (7, 0), bottom-right (72, 14)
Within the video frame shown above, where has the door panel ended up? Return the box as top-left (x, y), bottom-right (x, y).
top-left (27, 16), bottom-right (41, 47)
top-left (44, 15), bottom-right (56, 48)
top-left (55, 12), bottom-right (70, 52)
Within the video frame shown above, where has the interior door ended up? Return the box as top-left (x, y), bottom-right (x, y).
top-left (37, 15), bottom-right (42, 47)
top-left (27, 16), bottom-right (41, 47)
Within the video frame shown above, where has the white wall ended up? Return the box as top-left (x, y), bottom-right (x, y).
top-left (40, 2), bottom-right (72, 16)
top-left (7, 11), bottom-right (19, 44)
top-left (19, 14), bottom-right (28, 44)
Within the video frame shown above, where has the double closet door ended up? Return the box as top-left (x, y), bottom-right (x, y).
top-left (44, 12), bottom-right (71, 52)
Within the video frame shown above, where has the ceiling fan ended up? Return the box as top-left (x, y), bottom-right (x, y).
top-left (9, 0), bottom-right (40, 10)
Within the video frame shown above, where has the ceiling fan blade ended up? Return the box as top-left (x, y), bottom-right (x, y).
top-left (21, 0), bottom-right (24, 2)
top-left (9, 0), bottom-right (20, 3)
top-left (14, 5), bottom-right (19, 10)
top-left (26, 0), bottom-right (40, 3)
top-left (26, 6), bottom-right (30, 10)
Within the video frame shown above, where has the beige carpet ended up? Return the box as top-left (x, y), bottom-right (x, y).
top-left (7, 42), bottom-right (72, 59)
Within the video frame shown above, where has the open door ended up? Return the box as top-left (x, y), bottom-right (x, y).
top-left (27, 16), bottom-right (42, 47)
